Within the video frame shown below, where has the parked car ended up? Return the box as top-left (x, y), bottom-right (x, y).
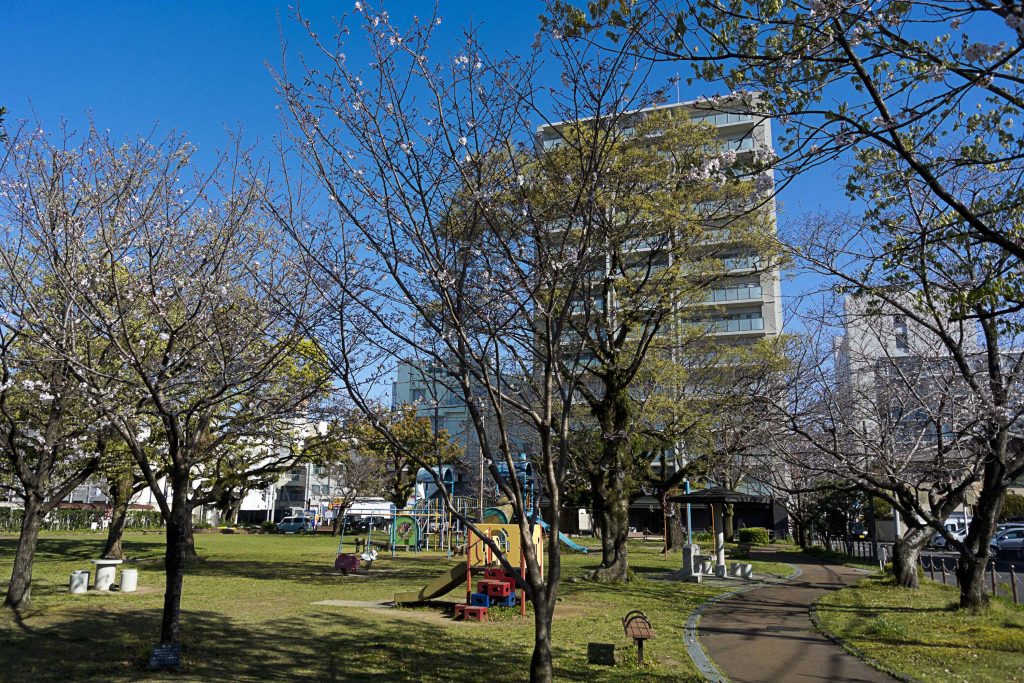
top-left (276, 516), bottom-right (309, 534)
top-left (931, 526), bottom-right (968, 549)
top-left (337, 514), bottom-right (359, 531)
top-left (849, 523), bottom-right (869, 541)
top-left (992, 528), bottom-right (1024, 555)
top-left (354, 516), bottom-right (389, 533)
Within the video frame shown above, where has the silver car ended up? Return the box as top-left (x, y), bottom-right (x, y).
top-left (931, 526), bottom-right (968, 549)
top-left (993, 528), bottom-right (1024, 555)
top-left (276, 516), bottom-right (310, 533)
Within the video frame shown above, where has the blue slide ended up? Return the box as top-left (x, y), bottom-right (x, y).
top-left (535, 518), bottom-right (589, 554)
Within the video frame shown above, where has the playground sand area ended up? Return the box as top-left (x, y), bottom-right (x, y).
top-left (0, 531), bottom-right (791, 682)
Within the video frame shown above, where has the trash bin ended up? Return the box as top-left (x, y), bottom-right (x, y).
top-left (120, 568), bottom-right (138, 593)
top-left (69, 570), bottom-right (90, 594)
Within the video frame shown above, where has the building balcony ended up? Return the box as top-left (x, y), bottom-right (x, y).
top-left (702, 285), bottom-right (763, 304)
top-left (690, 110), bottom-right (755, 128)
top-left (722, 255), bottom-right (762, 272)
top-left (693, 314), bottom-right (766, 334)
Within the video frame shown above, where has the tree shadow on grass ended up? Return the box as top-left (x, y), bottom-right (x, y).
top-left (0, 601), bottom-right (684, 682)
top-left (0, 536), bottom-right (168, 564)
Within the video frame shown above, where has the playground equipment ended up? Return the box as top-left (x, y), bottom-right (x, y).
top-left (394, 522), bottom-right (544, 622)
top-left (534, 518), bottom-right (589, 554)
top-left (482, 507), bottom-right (588, 554)
top-left (388, 495), bottom-right (477, 556)
top-left (333, 512), bottom-right (386, 575)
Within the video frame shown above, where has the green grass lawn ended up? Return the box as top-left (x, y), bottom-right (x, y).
top-left (814, 574), bottom-right (1024, 683)
top-left (0, 532), bottom-right (791, 682)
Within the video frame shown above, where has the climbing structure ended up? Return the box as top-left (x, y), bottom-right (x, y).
top-left (393, 522), bottom-right (544, 625)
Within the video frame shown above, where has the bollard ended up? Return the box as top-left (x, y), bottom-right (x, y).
top-left (928, 557), bottom-right (935, 582)
top-left (120, 568), bottom-right (139, 593)
top-left (940, 561), bottom-right (947, 585)
top-left (1011, 566), bottom-right (1019, 604)
top-left (69, 570), bottom-right (90, 594)
top-left (990, 563), bottom-right (997, 597)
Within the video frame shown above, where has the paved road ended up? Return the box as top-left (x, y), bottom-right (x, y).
top-left (698, 553), bottom-right (895, 683)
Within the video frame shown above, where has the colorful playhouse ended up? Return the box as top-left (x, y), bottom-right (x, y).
top-left (393, 522), bottom-right (544, 622)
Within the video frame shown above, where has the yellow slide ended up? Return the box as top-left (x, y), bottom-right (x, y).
top-left (393, 561), bottom-right (468, 605)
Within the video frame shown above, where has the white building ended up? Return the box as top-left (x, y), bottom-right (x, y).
top-left (536, 98), bottom-right (784, 345)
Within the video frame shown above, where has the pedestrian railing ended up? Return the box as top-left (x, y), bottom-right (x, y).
top-left (918, 555), bottom-right (1021, 604)
top-left (815, 536), bottom-right (1023, 605)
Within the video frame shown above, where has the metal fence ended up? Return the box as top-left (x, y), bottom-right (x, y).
top-left (919, 555), bottom-right (1022, 605)
top-left (817, 536), bottom-right (1022, 605)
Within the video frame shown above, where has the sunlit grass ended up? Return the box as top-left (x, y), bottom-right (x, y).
top-left (815, 574), bottom-right (1024, 683)
top-left (0, 531), bottom-right (791, 681)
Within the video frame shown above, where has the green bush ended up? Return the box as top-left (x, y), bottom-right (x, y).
top-left (1000, 492), bottom-right (1024, 521)
top-left (872, 497), bottom-right (894, 520)
top-left (0, 506), bottom-right (164, 533)
top-left (691, 530), bottom-right (715, 546)
top-left (738, 527), bottom-right (770, 545)
top-left (0, 507), bottom-right (23, 532)
top-left (124, 510), bottom-right (163, 530)
top-left (260, 521), bottom-right (277, 533)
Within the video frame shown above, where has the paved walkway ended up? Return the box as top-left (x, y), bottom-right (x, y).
top-left (697, 552), bottom-right (895, 683)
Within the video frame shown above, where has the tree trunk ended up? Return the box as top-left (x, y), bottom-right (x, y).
top-left (659, 490), bottom-right (684, 552)
top-left (793, 516), bottom-right (808, 548)
top-left (891, 526), bottom-right (930, 588)
top-left (589, 382), bottom-right (632, 580)
top-left (722, 502), bottom-right (735, 542)
top-left (183, 516), bottom-right (198, 559)
top-left (160, 480), bottom-right (191, 644)
top-left (593, 471), bottom-right (629, 581)
top-left (956, 554), bottom-right (991, 612)
top-left (4, 497), bottom-right (43, 610)
top-left (589, 469), bottom-right (613, 565)
top-left (528, 593), bottom-right (554, 683)
top-left (102, 472), bottom-right (134, 560)
top-left (957, 451), bottom-right (1006, 611)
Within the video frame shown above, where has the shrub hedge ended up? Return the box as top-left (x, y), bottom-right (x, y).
top-left (737, 527), bottom-right (771, 545)
top-left (0, 506), bottom-right (163, 532)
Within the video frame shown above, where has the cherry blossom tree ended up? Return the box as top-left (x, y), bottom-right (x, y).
top-left (772, 178), bottom-right (1024, 604)
top-left (268, 9), bottom-right (573, 678)
top-left (269, 1), bottom-right (785, 675)
top-left (0, 124), bottom-right (123, 609)
top-left (0, 121), bottom-right (326, 646)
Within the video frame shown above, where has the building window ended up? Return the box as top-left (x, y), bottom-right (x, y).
top-left (893, 315), bottom-right (909, 352)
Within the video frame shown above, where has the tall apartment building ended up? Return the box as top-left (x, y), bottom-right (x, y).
top-left (533, 99), bottom-right (785, 532)
top-left (536, 99), bottom-right (784, 346)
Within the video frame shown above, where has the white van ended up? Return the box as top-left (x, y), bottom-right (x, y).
top-left (931, 516), bottom-right (972, 549)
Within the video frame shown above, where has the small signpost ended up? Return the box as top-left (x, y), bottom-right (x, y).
top-left (148, 643), bottom-right (181, 671)
top-left (622, 610), bottom-right (655, 666)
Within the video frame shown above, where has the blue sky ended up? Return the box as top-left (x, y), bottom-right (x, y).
top-left (2, 1), bottom-right (845, 318)
top-left (1, 2), bottom-right (542, 151)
